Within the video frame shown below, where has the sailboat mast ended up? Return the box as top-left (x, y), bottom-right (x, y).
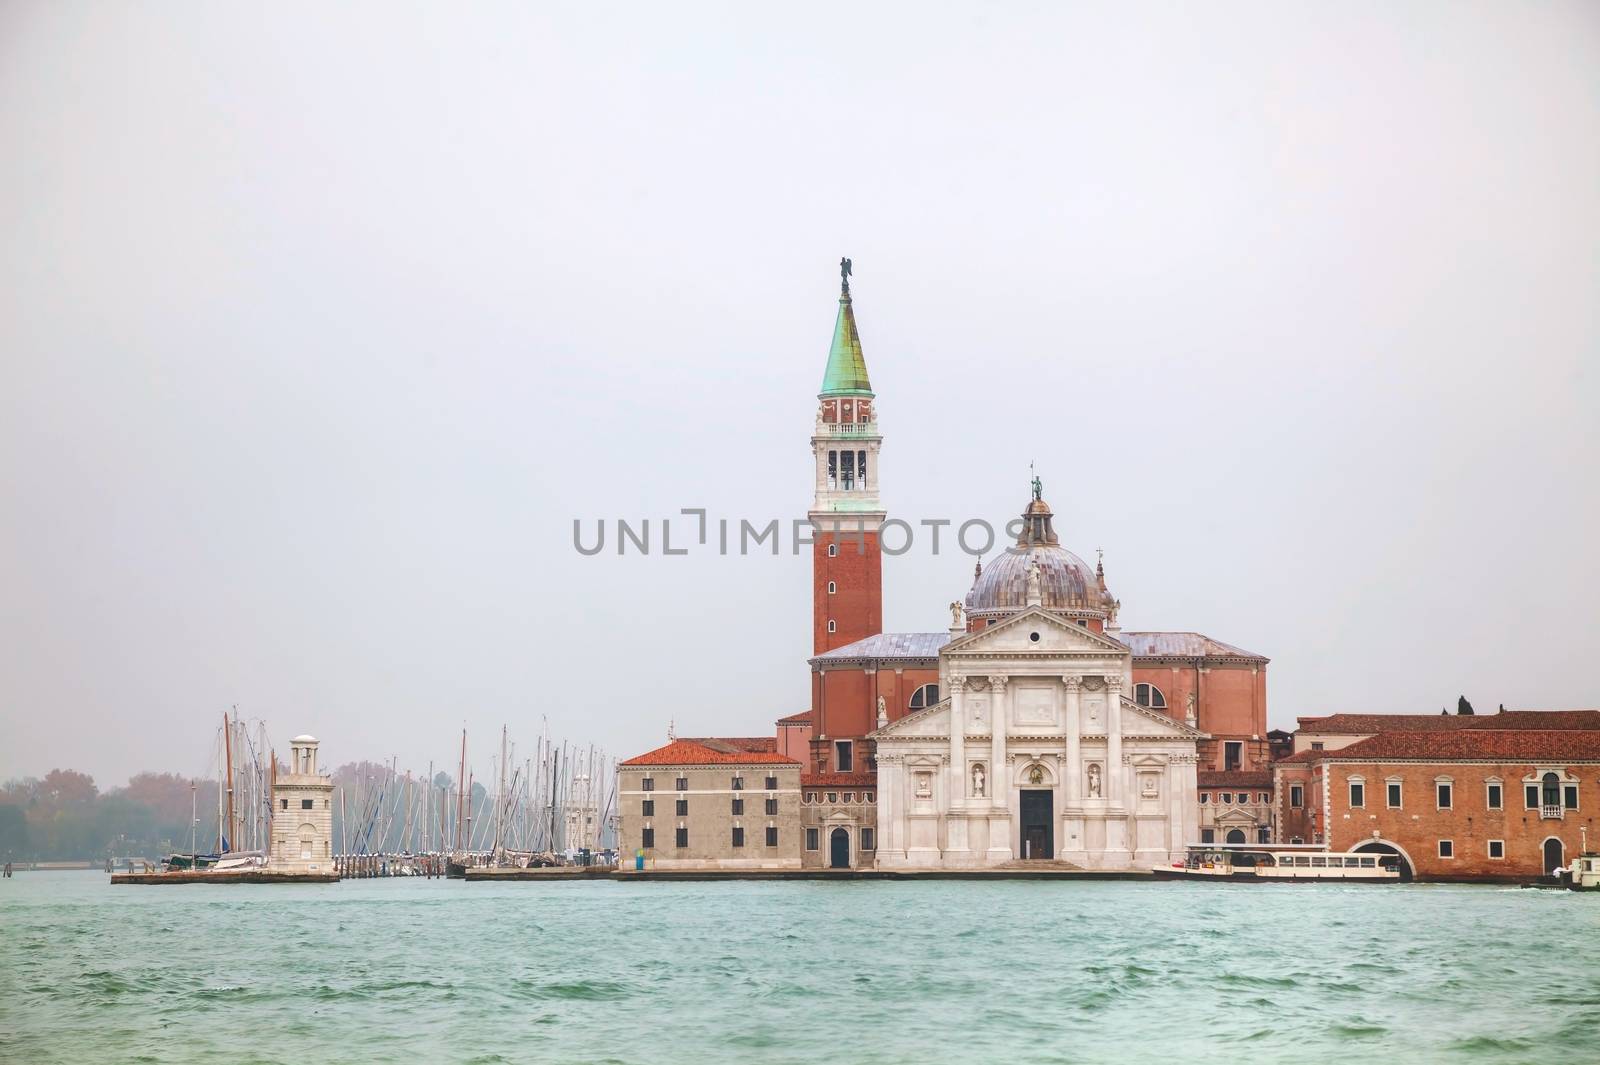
top-left (223, 710), bottom-right (236, 853)
top-left (456, 729), bottom-right (467, 852)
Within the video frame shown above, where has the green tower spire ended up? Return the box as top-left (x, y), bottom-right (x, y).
top-left (820, 257), bottom-right (873, 396)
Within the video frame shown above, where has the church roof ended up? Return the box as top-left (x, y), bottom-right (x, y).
top-left (820, 292), bottom-right (872, 395)
top-left (812, 632), bottom-right (951, 665)
top-left (776, 711), bottom-right (813, 726)
top-left (1115, 631), bottom-right (1267, 662)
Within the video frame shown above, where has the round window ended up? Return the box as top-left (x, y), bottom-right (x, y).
top-left (1029, 631), bottom-right (1041, 642)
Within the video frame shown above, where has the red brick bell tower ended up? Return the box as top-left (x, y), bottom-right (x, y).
top-left (810, 258), bottom-right (884, 655)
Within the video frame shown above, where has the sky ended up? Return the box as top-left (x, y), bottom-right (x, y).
top-left (2, 2), bottom-right (1597, 787)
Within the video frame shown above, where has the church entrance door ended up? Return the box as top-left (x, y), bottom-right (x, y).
top-left (1019, 789), bottom-right (1053, 859)
top-left (830, 827), bottom-right (850, 869)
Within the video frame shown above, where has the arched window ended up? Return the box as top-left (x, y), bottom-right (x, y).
top-left (1542, 772), bottom-right (1561, 808)
top-left (1225, 829), bottom-right (1246, 845)
top-left (1133, 683), bottom-right (1166, 709)
top-left (909, 684), bottom-right (940, 711)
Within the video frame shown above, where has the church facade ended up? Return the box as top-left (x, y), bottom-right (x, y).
top-left (792, 262), bottom-right (1267, 870)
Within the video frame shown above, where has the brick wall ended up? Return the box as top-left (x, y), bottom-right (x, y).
top-left (1321, 761), bottom-right (1596, 881)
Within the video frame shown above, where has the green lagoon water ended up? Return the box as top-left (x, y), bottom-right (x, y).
top-left (2, 871), bottom-right (1596, 1065)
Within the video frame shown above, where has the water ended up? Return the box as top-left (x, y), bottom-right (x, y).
top-left (2, 872), bottom-right (1596, 1064)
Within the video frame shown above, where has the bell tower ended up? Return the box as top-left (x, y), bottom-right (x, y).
top-left (810, 258), bottom-right (885, 655)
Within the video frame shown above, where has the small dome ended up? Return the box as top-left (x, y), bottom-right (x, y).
top-left (965, 495), bottom-right (1115, 619)
top-left (292, 734), bottom-right (318, 745)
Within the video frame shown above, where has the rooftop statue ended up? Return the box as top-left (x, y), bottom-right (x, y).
top-left (840, 256), bottom-right (852, 295)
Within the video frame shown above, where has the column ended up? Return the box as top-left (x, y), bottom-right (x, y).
top-left (949, 676), bottom-right (966, 808)
top-left (985, 675), bottom-right (1012, 862)
top-left (1063, 676), bottom-right (1082, 804)
top-left (1104, 675), bottom-right (1123, 805)
top-left (989, 676), bottom-right (1008, 810)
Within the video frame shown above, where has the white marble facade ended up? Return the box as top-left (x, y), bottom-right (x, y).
top-left (872, 607), bottom-right (1202, 870)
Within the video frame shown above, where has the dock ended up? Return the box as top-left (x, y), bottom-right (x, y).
top-left (110, 870), bottom-right (339, 885)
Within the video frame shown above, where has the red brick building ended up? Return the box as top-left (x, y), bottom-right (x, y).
top-left (1274, 710), bottom-right (1600, 880)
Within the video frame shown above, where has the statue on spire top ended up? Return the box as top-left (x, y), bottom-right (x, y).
top-left (840, 257), bottom-right (852, 296)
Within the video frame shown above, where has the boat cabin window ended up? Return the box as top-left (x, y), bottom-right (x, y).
top-left (1311, 857), bottom-right (1327, 867)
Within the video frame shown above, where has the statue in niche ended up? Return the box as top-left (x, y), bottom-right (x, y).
top-left (1028, 764), bottom-right (1044, 786)
top-left (1087, 762), bottom-right (1103, 798)
top-left (1141, 775), bottom-right (1159, 799)
top-left (1185, 691), bottom-right (1197, 726)
top-left (876, 695), bottom-right (887, 729)
top-left (1026, 558), bottom-right (1043, 601)
top-left (971, 763), bottom-right (986, 797)
top-left (915, 772), bottom-right (932, 799)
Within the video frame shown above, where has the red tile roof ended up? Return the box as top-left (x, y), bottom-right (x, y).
top-left (1295, 730), bottom-right (1600, 763)
top-left (1297, 714), bottom-right (1472, 734)
top-left (802, 772), bottom-right (878, 787)
top-left (1198, 770), bottom-right (1274, 788)
top-left (681, 736), bottom-right (777, 753)
top-left (1275, 749), bottom-right (1328, 765)
top-left (1462, 710), bottom-right (1600, 731)
top-left (776, 711), bottom-right (813, 726)
top-left (619, 739), bottom-right (799, 767)
top-left (1294, 710), bottom-right (1600, 739)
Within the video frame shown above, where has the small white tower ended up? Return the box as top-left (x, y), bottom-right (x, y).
top-left (271, 735), bottom-right (335, 874)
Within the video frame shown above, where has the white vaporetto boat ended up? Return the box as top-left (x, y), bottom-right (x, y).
top-left (1153, 844), bottom-right (1402, 882)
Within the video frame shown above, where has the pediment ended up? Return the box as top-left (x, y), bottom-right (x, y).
top-left (870, 700), bottom-right (950, 740)
top-left (1118, 697), bottom-right (1206, 740)
top-left (944, 607), bottom-right (1130, 657)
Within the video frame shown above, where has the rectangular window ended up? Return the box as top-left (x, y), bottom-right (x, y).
top-left (1565, 784), bottom-right (1579, 810)
top-left (1290, 785), bottom-right (1303, 809)
top-left (731, 826), bottom-right (744, 848)
top-left (1486, 783), bottom-right (1502, 810)
top-left (765, 775), bottom-right (778, 790)
top-left (731, 797), bottom-right (743, 815)
top-left (1349, 782), bottom-right (1365, 808)
top-left (301, 799), bottom-right (314, 810)
top-left (641, 828), bottom-right (654, 849)
top-left (1224, 741), bottom-right (1242, 771)
top-left (1525, 784), bottom-right (1540, 809)
top-left (1310, 741), bottom-right (1324, 751)
top-left (280, 798), bottom-right (288, 810)
top-left (1438, 839), bottom-right (1454, 859)
top-left (805, 828), bottom-right (819, 851)
top-left (765, 797), bottom-right (778, 815)
top-left (1200, 828), bottom-right (1215, 844)
top-left (731, 776), bottom-right (744, 791)
top-left (835, 740), bottom-right (853, 773)
top-left (675, 776), bottom-right (688, 791)
top-left (1436, 782), bottom-right (1453, 810)
top-left (675, 798), bottom-right (688, 817)
top-left (674, 827), bottom-right (688, 848)
top-left (827, 450), bottom-right (837, 489)
top-left (765, 826), bottom-right (778, 847)
top-left (641, 778), bottom-right (655, 792)
top-left (861, 827), bottom-right (876, 850)
top-left (840, 449), bottom-right (855, 490)
top-left (1488, 839), bottom-right (1505, 860)
top-left (1258, 828), bottom-right (1271, 844)
top-left (641, 800), bottom-right (654, 817)
top-left (1387, 782), bottom-right (1402, 808)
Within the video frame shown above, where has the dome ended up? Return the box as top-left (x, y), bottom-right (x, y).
top-left (292, 734), bottom-right (318, 745)
top-left (965, 495), bottom-right (1115, 619)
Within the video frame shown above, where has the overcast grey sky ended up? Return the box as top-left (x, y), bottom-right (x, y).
top-left (2, 3), bottom-right (1597, 786)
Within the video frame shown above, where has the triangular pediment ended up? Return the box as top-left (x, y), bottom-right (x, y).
top-left (944, 607), bottom-right (1130, 657)
top-left (1118, 697), bottom-right (1206, 740)
top-left (869, 699), bottom-right (950, 740)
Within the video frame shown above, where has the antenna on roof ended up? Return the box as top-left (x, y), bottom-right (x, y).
top-left (667, 719), bottom-right (676, 741)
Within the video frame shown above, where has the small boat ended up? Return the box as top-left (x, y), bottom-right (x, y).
top-left (163, 853), bottom-right (220, 871)
top-left (1153, 844), bottom-right (1401, 882)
